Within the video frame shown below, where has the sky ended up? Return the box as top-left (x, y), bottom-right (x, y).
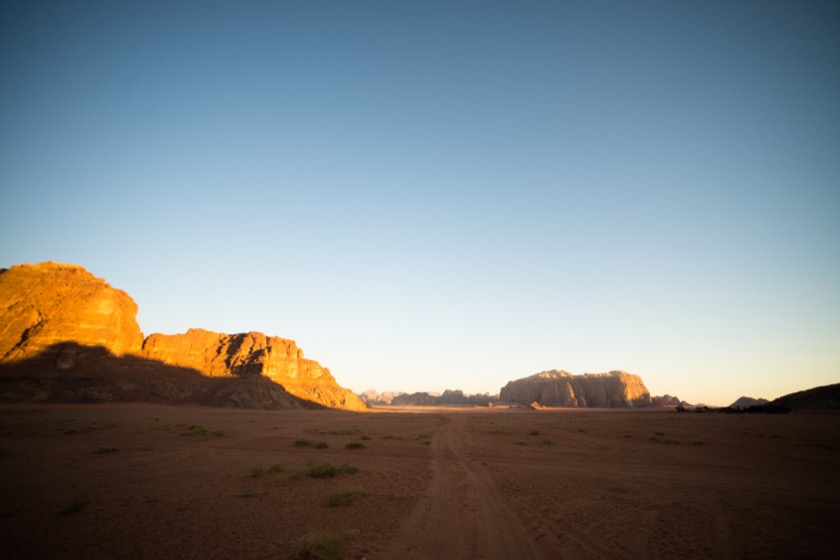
top-left (1, 1), bottom-right (838, 405)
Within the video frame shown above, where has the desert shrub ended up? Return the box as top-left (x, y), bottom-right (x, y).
top-left (515, 440), bottom-right (527, 446)
top-left (528, 429), bottom-right (539, 436)
top-left (383, 433), bottom-right (430, 441)
top-left (345, 442), bottom-right (366, 450)
top-left (540, 439), bottom-right (553, 446)
top-left (339, 463), bottom-right (358, 475)
top-left (251, 467), bottom-right (266, 478)
top-left (96, 447), bottom-right (119, 454)
top-left (324, 486), bottom-right (367, 507)
top-left (648, 434), bottom-right (681, 444)
top-left (388, 493), bottom-right (412, 501)
top-left (268, 463), bottom-right (285, 473)
top-left (299, 461), bottom-right (339, 478)
top-left (295, 438), bottom-right (316, 447)
top-left (360, 435), bottom-right (371, 441)
top-left (290, 530), bottom-right (345, 560)
top-left (329, 428), bottom-right (360, 435)
top-left (314, 441), bottom-right (329, 449)
top-left (182, 425), bottom-right (224, 437)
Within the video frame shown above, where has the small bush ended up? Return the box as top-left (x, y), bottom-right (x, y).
top-left (339, 463), bottom-right (358, 475)
top-left (268, 463), bottom-right (285, 473)
top-left (360, 435), bottom-right (371, 441)
top-left (540, 439), bottom-right (553, 446)
top-left (251, 467), bottom-right (266, 478)
top-left (383, 433), bottom-right (430, 441)
top-left (388, 493), bottom-right (412, 501)
top-left (329, 428), bottom-right (360, 435)
top-left (96, 447), bottom-right (120, 454)
top-left (515, 440), bottom-right (527, 446)
top-left (325, 486), bottom-right (367, 507)
top-left (314, 441), bottom-right (329, 449)
top-left (345, 442), bottom-right (366, 450)
top-left (290, 530), bottom-right (345, 560)
top-left (648, 434), bottom-right (681, 444)
top-left (294, 438), bottom-right (316, 447)
top-left (182, 425), bottom-right (224, 437)
top-left (528, 429), bottom-right (539, 436)
top-left (299, 461), bottom-right (339, 478)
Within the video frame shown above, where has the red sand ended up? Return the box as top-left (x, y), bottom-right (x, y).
top-left (1, 404), bottom-right (838, 559)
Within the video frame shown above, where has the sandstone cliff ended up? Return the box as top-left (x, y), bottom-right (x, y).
top-left (500, 370), bottom-right (652, 408)
top-left (0, 263), bottom-right (143, 362)
top-left (142, 329), bottom-right (366, 411)
top-left (0, 262), bottom-right (365, 411)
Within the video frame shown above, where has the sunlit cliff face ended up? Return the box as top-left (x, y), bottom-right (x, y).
top-left (0, 262), bottom-right (144, 361)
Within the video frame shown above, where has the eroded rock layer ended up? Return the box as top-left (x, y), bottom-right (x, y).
top-left (500, 370), bottom-right (652, 408)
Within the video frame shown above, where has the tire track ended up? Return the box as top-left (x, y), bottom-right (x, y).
top-left (384, 414), bottom-right (551, 559)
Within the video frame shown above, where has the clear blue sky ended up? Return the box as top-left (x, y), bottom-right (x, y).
top-left (2, 1), bottom-right (838, 405)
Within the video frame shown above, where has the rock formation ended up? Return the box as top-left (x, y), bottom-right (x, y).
top-left (0, 262), bottom-right (365, 411)
top-left (772, 383), bottom-right (840, 411)
top-left (651, 394), bottom-right (688, 407)
top-left (142, 329), bottom-right (365, 410)
top-left (499, 370), bottom-right (652, 408)
top-left (360, 389), bottom-right (499, 407)
top-left (728, 396), bottom-right (769, 408)
top-left (0, 262), bottom-right (143, 362)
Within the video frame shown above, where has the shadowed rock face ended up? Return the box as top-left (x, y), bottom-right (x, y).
top-left (500, 370), bottom-right (652, 408)
top-left (0, 262), bottom-right (365, 411)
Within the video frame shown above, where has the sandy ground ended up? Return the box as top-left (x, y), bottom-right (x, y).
top-left (1, 404), bottom-right (838, 559)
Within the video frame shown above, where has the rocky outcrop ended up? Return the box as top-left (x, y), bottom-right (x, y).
top-left (361, 389), bottom-right (499, 407)
top-left (142, 329), bottom-right (366, 411)
top-left (358, 389), bottom-right (403, 405)
top-left (651, 394), bottom-right (688, 407)
top-left (499, 370), bottom-right (652, 408)
top-left (772, 383), bottom-right (840, 411)
top-left (728, 396), bottom-right (769, 408)
top-left (0, 262), bottom-right (144, 362)
top-left (0, 262), bottom-right (365, 411)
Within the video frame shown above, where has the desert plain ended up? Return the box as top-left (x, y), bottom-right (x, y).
top-left (1, 404), bottom-right (838, 560)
